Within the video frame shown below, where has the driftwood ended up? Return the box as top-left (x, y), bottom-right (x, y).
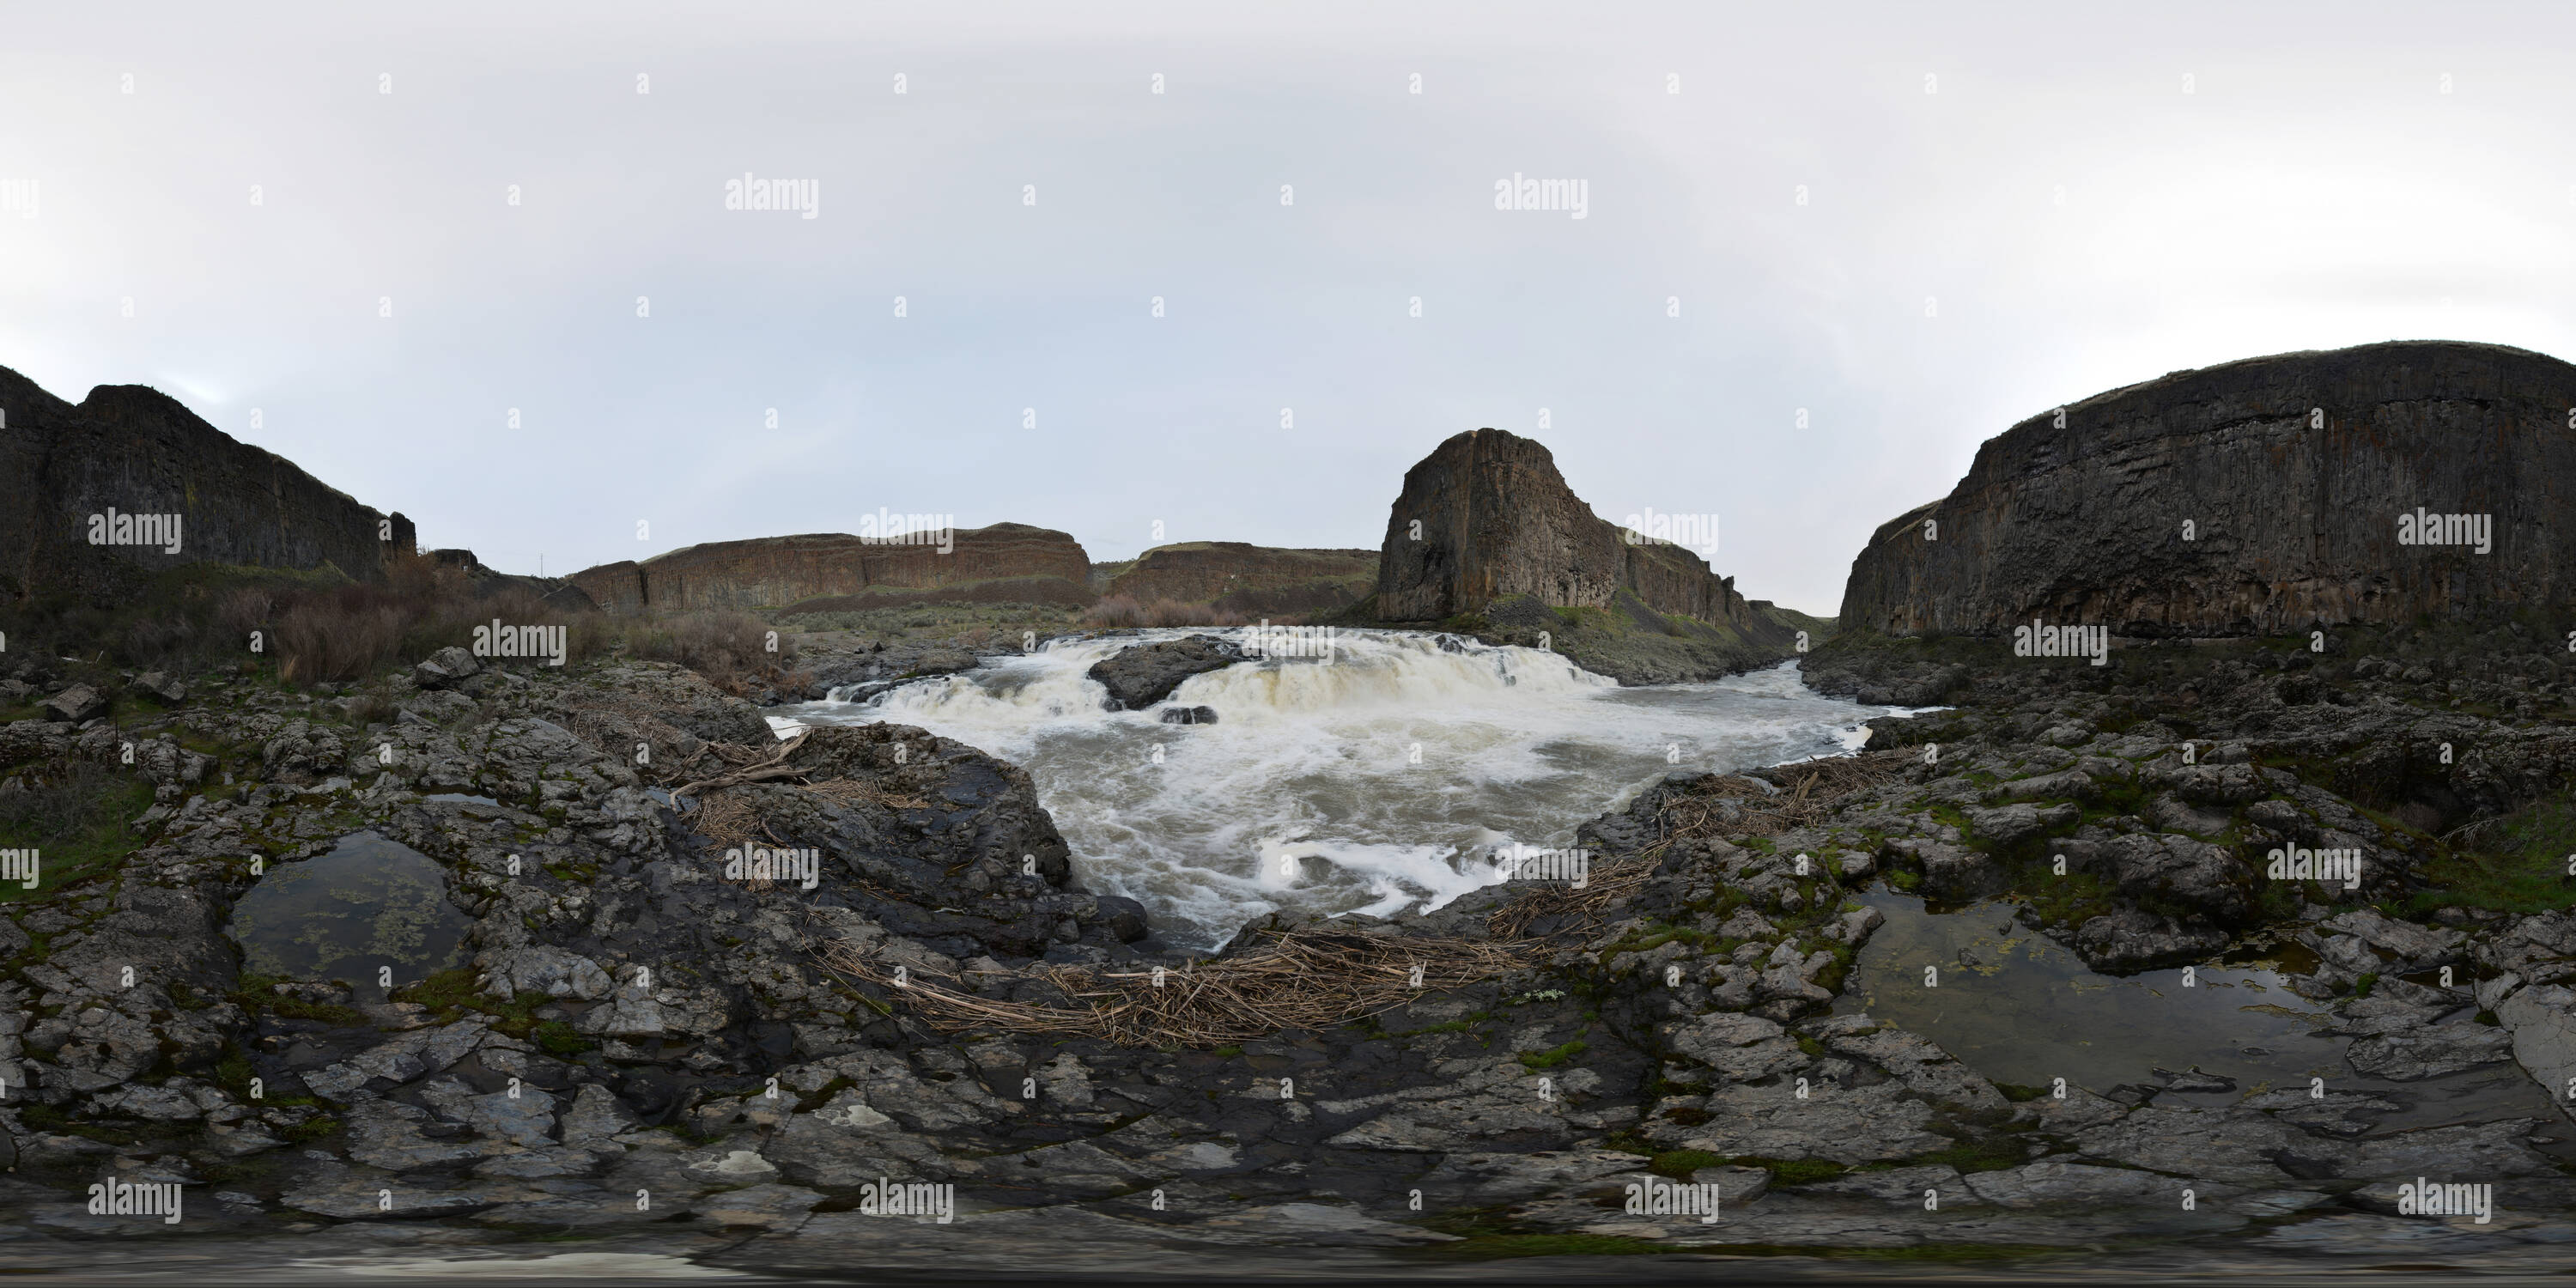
top-left (670, 730), bottom-right (811, 799)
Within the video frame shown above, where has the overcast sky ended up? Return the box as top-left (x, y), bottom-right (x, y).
top-left (5, 1), bottom-right (2573, 614)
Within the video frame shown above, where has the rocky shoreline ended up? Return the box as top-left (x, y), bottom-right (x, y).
top-left (0, 623), bottom-right (2567, 1278)
top-left (4, 338), bottom-right (2574, 1278)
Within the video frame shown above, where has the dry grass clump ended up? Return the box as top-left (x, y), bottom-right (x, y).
top-left (683, 777), bottom-right (928, 856)
top-left (818, 929), bottom-right (1528, 1048)
top-left (546, 685), bottom-right (724, 775)
top-left (1654, 750), bottom-right (1910, 844)
top-left (1080, 594), bottom-right (1253, 629)
top-left (689, 789), bottom-right (766, 852)
top-left (1484, 856), bottom-right (1662, 940)
top-left (228, 554), bottom-right (610, 687)
top-left (802, 777), bottom-right (929, 811)
top-left (0, 759), bottom-right (124, 835)
top-left (275, 591), bottom-right (409, 684)
top-left (616, 611), bottom-right (798, 692)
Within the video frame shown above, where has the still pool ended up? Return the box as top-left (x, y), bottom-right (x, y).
top-left (225, 830), bottom-right (471, 1004)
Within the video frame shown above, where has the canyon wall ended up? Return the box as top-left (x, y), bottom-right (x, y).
top-left (1104, 543), bottom-right (1376, 617)
top-left (568, 522), bottom-right (1093, 614)
top-left (1838, 340), bottom-right (2576, 637)
top-left (0, 367), bottom-right (415, 601)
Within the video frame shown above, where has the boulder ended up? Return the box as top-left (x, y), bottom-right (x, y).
top-left (40, 684), bottom-right (104, 722)
top-left (2345, 1022), bottom-right (2516, 1081)
top-left (2074, 908), bottom-right (2228, 972)
top-left (1891, 838), bottom-right (2007, 902)
top-left (477, 945), bottom-right (613, 1000)
top-left (2496, 983), bottom-right (2576, 1123)
top-left (131, 671), bottom-right (186, 702)
top-left (1088, 895), bottom-right (1151, 943)
top-left (415, 645), bottom-right (483, 687)
top-left (2102, 834), bottom-right (2254, 923)
top-left (1086, 635), bottom-right (1242, 710)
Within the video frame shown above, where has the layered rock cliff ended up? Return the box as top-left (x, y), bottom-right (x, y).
top-left (0, 368), bottom-right (415, 601)
top-left (1374, 428), bottom-right (1794, 641)
top-left (568, 522), bottom-right (1092, 614)
top-left (1103, 543), bottom-right (1376, 616)
top-left (1838, 341), bottom-right (2576, 637)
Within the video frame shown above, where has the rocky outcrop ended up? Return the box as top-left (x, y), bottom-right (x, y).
top-left (424, 549), bottom-right (598, 613)
top-left (1085, 635), bottom-right (1244, 709)
top-left (1104, 544), bottom-right (1376, 616)
top-left (1838, 341), bottom-right (2576, 638)
top-left (0, 367), bottom-right (416, 602)
top-left (7, 632), bottom-right (2575, 1267)
top-left (1374, 428), bottom-right (1790, 641)
top-left (568, 522), bottom-right (1092, 615)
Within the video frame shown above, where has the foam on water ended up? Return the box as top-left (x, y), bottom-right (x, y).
top-left (779, 629), bottom-right (1915, 950)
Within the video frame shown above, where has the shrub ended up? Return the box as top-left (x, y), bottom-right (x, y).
top-left (0, 759), bottom-right (122, 835)
top-left (276, 592), bottom-right (407, 684)
top-left (1084, 594), bottom-right (1146, 628)
top-left (619, 611), bottom-right (795, 690)
top-left (215, 585), bottom-right (277, 640)
top-left (1081, 595), bottom-right (1251, 629)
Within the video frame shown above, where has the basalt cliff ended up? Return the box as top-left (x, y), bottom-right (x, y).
top-left (1838, 340), bottom-right (2576, 638)
top-left (1366, 428), bottom-right (1812, 680)
top-left (1097, 543), bottom-right (1376, 616)
top-left (0, 367), bottom-right (416, 602)
top-left (568, 524), bottom-right (1095, 615)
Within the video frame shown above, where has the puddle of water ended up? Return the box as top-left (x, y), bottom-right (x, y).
top-left (423, 793), bottom-right (501, 807)
top-left (1838, 888), bottom-right (2570, 1141)
top-left (225, 830), bottom-right (471, 1004)
top-left (1838, 889), bottom-right (2339, 1095)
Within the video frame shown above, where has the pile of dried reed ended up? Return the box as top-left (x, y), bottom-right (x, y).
top-left (1653, 750), bottom-right (1909, 844)
top-left (1482, 857), bottom-right (1662, 940)
top-left (817, 928), bottom-right (1528, 1048)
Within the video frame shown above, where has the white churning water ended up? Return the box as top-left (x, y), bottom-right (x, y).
top-left (776, 629), bottom-right (1916, 951)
